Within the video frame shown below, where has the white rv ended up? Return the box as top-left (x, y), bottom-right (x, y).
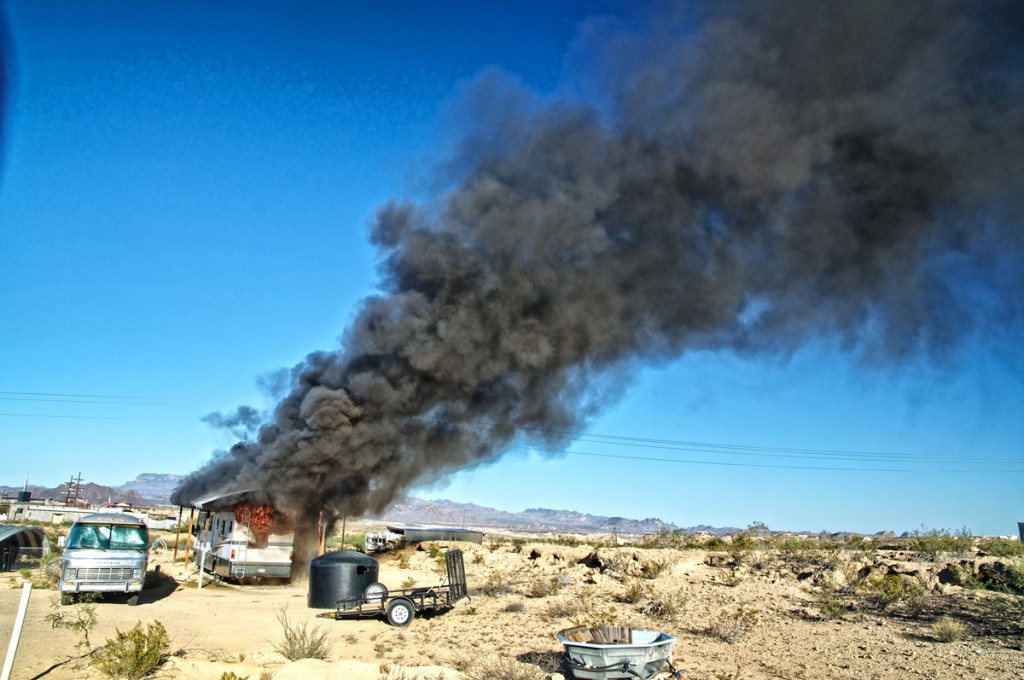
top-left (190, 492), bottom-right (293, 581)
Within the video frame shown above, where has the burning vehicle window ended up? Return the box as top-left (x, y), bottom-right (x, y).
top-left (67, 523), bottom-right (148, 550)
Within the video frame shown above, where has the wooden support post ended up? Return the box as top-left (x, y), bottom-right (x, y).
top-left (183, 508), bottom-right (195, 567)
top-left (172, 506), bottom-right (184, 563)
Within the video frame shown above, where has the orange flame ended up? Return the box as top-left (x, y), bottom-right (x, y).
top-left (234, 503), bottom-right (295, 548)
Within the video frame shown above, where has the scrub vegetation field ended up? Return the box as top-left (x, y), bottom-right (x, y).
top-left (2, 524), bottom-right (1022, 679)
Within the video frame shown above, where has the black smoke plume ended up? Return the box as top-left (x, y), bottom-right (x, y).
top-left (172, 2), bottom-right (1023, 524)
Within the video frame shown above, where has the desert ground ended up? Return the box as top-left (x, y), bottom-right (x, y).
top-left (1, 526), bottom-right (1022, 680)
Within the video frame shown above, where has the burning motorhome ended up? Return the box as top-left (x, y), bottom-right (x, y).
top-left (186, 490), bottom-right (295, 581)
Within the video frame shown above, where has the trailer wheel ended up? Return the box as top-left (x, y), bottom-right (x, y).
top-left (386, 598), bottom-right (415, 627)
top-left (364, 582), bottom-right (387, 603)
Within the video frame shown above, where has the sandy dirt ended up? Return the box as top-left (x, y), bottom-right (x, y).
top-left (1, 535), bottom-right (1022, 679)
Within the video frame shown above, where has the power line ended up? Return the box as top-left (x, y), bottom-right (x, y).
top-left (518, 446), bottom-right (1023, 474)
top-left (0, 412), bottom-right (194, 422)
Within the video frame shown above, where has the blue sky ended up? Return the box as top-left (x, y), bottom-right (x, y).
top-left (1, 2), bottom-right (1021, 536)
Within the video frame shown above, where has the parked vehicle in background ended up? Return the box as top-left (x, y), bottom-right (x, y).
top-left (58, 512), bottom-right (148, 605)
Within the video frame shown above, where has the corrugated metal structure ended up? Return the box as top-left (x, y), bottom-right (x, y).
top-left (386, 525), bottom-right (483, 544)
top-left (0, 525), bottom-right (50, 570)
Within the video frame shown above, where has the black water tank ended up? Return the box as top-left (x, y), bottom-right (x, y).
top-left (17, 491), bottom-right (31, 502)
top-left (307, 550), bottom-right (380, 609)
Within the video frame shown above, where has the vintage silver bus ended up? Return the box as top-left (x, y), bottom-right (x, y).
top-left (58, 512), bottom-right (148, 605)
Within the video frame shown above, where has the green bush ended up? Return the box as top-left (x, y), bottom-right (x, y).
top-left (92, 621), bottom-right (170, 679)
top-left (908, 526), bottom-right (973, 561)
top-left (980, 538), bottom-right (1024, 558)
top-left (859, 573), bottom-right (926, 612)
top-left (812, 584), bottom-right (846, 620)
top-left (45, 593), bottom-right (99, 651)
top-left (977, 562), bottom-right (1024, 595)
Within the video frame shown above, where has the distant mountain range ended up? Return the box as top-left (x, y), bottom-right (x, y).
top-left (1, 473), bottom-right (737, 536)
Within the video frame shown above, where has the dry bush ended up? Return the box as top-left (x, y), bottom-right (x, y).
top-left (381, 666), bottom-right (449, 680)
top-left (640, 557), bottom-right (670, 579)
top-left (454, 655), bottom-right (546, 680)
top-left (479, 569), bottom-right (514, 597)
top-left (273, 607), bottom-right (332, 661)
top-left (544, 597), bottom-right (585, 620)
top-left (526, 576), bottom-right (560, 598)
top-left (639, 588), bottom-right (687, 619)
top-left (621, 579), bottom-right (653, 604)
top-left (932, 617), bottom-right (967, 642)
top-left (708, 605), bottom-right (760, 644)
top-left (569, 605), bottom-right (620, 629)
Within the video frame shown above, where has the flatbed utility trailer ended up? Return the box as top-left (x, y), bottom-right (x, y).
top-left (318, 549), bottom-right (469, 627)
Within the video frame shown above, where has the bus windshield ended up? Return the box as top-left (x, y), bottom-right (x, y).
top-left (66, 523), bottom-right (148, 551)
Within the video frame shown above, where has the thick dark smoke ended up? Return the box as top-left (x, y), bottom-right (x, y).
top-left (172, 2), bottom-right (1023, 525)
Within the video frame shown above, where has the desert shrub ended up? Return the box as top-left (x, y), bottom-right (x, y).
top-left (979, 562), bottom-right (1024, 595)
top-left (640, 558), bottom-right (670, 579)
top-left (398, 554), bottom-right (411, 569)
top-left (46, 593), bottom-right (100, 651)
top-left (382, 667), bottom-right (449, 680)
top-left (621, 579), bottom-right (653, 604)
top-left (544, 597), bottom-right (584, 620)
top-left (455, 654), bottom-right (546, 680)
top-left (547, 535), bottom-right (583, 547)
top-left (640, 530), bottom-right (687, 549)
top-left (843, 535), bottom-right (878, 559)
top-left (908, 526), bottom-right (973, 561)
top-left (92, 620), bottom-right (170, 680)
top-left (709, 605), bottom-right (760, 643)
top-left (639, 588), bottom-right (687, 619)
top-left (569, 605), bottom-right (620, 629)
top-left (504, 601), bottom-right (526, 613)
top-left (480, 570), bottom-right (513, 597)
top-left (859, 574), bottom-right (926, 612)
top-left (812, 584), bottom-right (847, 620)
top-left (428, 543), bottom-right (442, 558)
top-left (219, 673), bottom-right (249, 680)
top-left (272, 607), bottom-right (332, 661)
top-left (932, 616), bottom-right (967, 642)
top-left (527, 576), bottom-right (560, 598)
top-left (980, 538), bottom-right (1024, 558)
top-left (472, 552), bottom-right (485, 565)
top-left (401, 577), bottom-right (417, 589)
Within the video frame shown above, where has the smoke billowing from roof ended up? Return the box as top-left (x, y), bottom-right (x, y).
top-left (172, 1), bottom-right (1023, 518)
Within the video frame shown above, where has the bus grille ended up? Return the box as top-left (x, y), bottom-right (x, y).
top-left (77, 567), bottom-right (135, 581)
